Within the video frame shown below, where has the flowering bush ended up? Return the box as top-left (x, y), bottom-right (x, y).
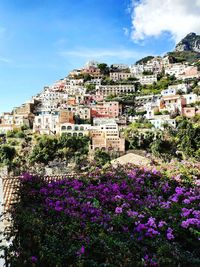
top-left (2, 165), bottom-right (200, 266)
top-left (156, 160), bottom-right (200, 186)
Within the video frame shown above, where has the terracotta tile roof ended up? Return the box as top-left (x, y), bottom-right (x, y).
top-left (1, 175), bottom-right (74, 211)
top-left (162, 95), bottom-right (181, 100)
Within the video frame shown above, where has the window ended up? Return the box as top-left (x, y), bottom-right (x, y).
top-left (61, 126), bottom-right (66, 130)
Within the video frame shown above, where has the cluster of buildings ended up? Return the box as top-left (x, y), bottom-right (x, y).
top-left (0, 58), bottom-right (200, 153)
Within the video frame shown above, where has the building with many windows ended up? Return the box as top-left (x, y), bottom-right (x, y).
top-left (96, 85), bottom-right (135, 96)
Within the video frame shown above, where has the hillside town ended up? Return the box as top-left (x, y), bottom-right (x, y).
top-left (0, 54), bottom-right (200, 157)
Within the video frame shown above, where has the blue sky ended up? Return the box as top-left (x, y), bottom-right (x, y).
top-left (0, 0), bottom-right (189, 113)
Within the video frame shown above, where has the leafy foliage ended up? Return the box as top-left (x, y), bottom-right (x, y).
top-left (29, 135), bottom-right (90, 165)
top-left (167, 51), bottom-right (200, 64)
top-left (94, 149), bottom-right (111, 166)
top-left (0, 144), bottom-right (16, 164)
top-left (135, 56), bottom-right (154, 65)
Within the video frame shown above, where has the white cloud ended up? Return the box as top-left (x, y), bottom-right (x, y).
top-left (131, 0), bottom-right (200, 42)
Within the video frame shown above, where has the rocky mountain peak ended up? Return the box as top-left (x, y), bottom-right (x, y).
top-left (175, 32), bottom-right (200, 53)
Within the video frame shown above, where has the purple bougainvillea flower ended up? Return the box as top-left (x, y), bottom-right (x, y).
top-left (181, 218), bottom-right (200, 229)
top-left (158, 220), bottom-right (167, 228)
top-left (166, 227), bottom-right (174, 240)
top-left (115, 207), bottom-right (122, 214)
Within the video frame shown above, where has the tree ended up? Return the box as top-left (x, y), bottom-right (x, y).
top-left (83, 74), bottom-right (92, 82)
top-left (94, 149), bottom-right (111, 166)
top-left (0, 144), bottom-right (16, 164)
top-left (176, 119), bottom-right (200, 159)
top-left (142, 70), bottom-right (153, 75)
top-left (193, 86), bottom-right (200, 95)
top-left (85, 84), bottom-right (96, 93)
top-left (97, 63), bottom-right (110, 75)
top-left (29, 136), bottom-right (58, 164)
top-left (58, 135), bottom-right (90, 161)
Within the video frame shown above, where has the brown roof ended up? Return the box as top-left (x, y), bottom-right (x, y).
top-left (162, 95), bottom-right (181, 100)
top-left (1, 175), bottom-right (74, 211)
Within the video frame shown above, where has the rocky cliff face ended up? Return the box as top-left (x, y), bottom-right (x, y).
top-left (175, 33), bottom-right (200, 53)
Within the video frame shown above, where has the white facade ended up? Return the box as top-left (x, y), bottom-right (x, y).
top-left (161, 84), bottom-right (188, 96)
top-left (150, 115), bottom-right (176, 129)
top-left (65, 79), bottom-right (84, 87)
top-left (59, 123), bottom-right (90, 136)
top-left (0, 113), bottom-right (30, 133)
top-left (183, 93), bottom-right (198, 105)
top-left (93, 118), bottom-right (116, 126)
top-left (135, 94), bottom-right (161, 106)
top-left (85, 61), bottom-right (99, 69)
top-left (165, 63), bottom-right (187, 77)
top-left (130, 64), bottom-right (144, 75)
top-left (145, 103), bottom-right (158, 119)
top-left (65, 85), bottom-right (86, 96)
top-left (139, 75), bottom-right (157, 85)
top-left (85, 78), bottom-right (102, 85)
top-left (96, 85), bottom-right (135, 96)
top-left (111, 64), bottom-right (129, 70)
top-left (110, 72), bottom-right (133, 81)
top-left (33, 113), bottom-right (60, 135)
top-left (33, 88), bottom-right (68, 113)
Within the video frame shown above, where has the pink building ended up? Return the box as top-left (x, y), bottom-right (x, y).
top-left (91, 102), bottom-right (121, 118)
top-left (89, 124), bottom-right (125, 153)
top-left (81, 66), bottom-right (101, 77)
top-left (182, 107), bottom-right (200, 118)
top-left (179, 66), bottom-right (199, 79)
top-left (91, 94), bottom-right (104, 103)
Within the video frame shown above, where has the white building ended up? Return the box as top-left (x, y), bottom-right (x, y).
top-left (150, 115), bottom-right (176, 129)
top-left (33, 88), bottom-right (68, 113)
top-left (59, 123), bottom-right (91, 136)
top-left (0, 113), bottom-right (30, 133)
top-left (93, 118), bottom-right (116, 126)
top-left (65, 86), bottom-right (86, 96)
top-left (139, 75), bottom-right (157, 85)
top-left (129, 64), bottom-right (144, 75)
top-left (165, 63), bottom-right (187, 77)
top-left (85, 61), bottom-right (99, 69)
top-left (183, 93), bottom-right (198, 105)
top-left (110, 72), bottom-right (134, 81)
top-left (85, 78), bottom-right (102, 86)
top-left (161, 84), bottom-right (188, 96)
top-left (145, 103), bottom-right (159, 119)
top-left (135, 94), bottom-right (161, 106)
top-left (96, 85), bottom-right (135, 96)
top-left (33, 113), bottom-right (60, 135)
top-left (111, 64), bottom-right (129, 70)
